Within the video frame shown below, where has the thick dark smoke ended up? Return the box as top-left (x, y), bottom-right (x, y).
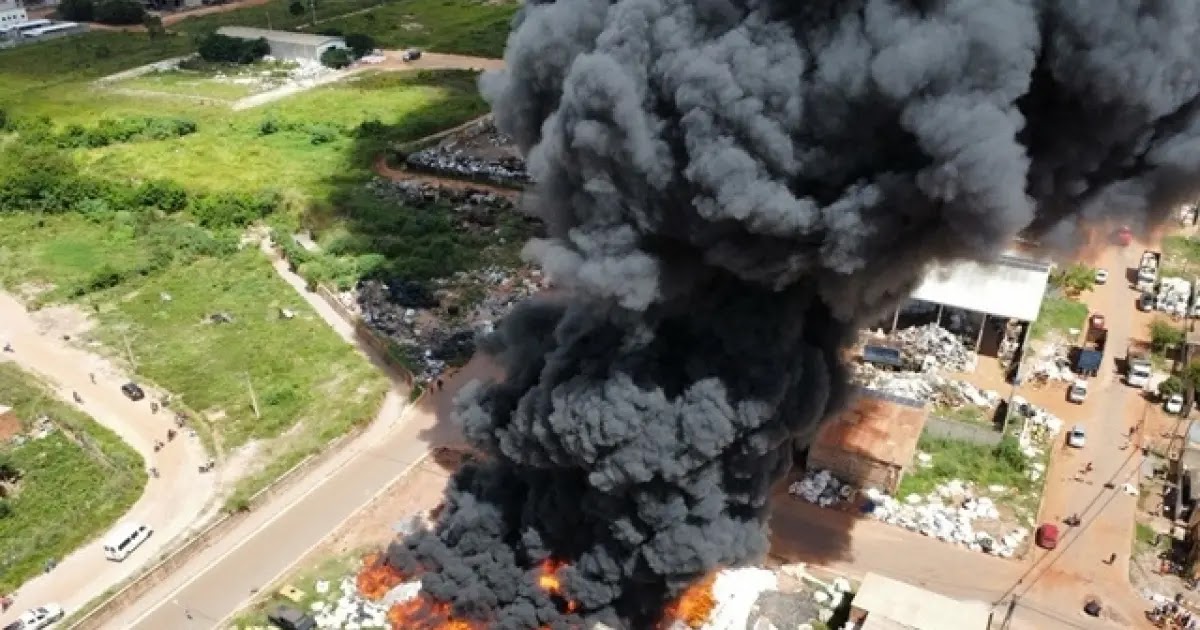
top-left (386, 1), bottom-right (1200, 628)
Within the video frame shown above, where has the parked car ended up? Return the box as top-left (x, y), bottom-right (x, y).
top-left (1094, 268), bottom-right (1109, 284)
top-left (401, 48), bottom-right (422, 62)
top-left (16, 604), bottom-right (63, 630)
top-left (120, 382), bottom-right (145, 401)
top-left (1036, 523), bottom-right (1060, 550)
top-left (102, 522), bottom-right (152, 561)
top-left (1067, 425), bottom-right (1087, 448)
top-left (267, 605), bottom-right (317, 630)
top-left (1067, 380), bottom-right (1088, 404)
top-left (1166, 394), bottom-right (1185, 415)
top-left (1138, 291), bottom-right (1154, 311)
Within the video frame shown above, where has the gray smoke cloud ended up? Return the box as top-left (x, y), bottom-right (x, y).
top-left (385, 1), bottom-right (1200, 627)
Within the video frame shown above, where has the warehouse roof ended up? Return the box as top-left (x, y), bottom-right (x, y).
top-left (811, 389), bottom-right (927, 468)
top-left (910, 253), bottom-right (1051, 322)
top-left (854, 573), bottom-right (991, 630)
top-left (216, 26), bottom-right (344, 47)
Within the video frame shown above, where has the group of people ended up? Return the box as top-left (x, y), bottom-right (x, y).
top-left (1148, 600), bottom-right (1199, 628)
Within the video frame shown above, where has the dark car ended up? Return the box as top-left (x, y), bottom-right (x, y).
top-left (402, 48), bottom-right (422, 62)
top-left (120, 382), bottom-right (145, 401)
top-left (1138, 291), bottom-right (1154, 311)
top-left (267, 605), bottom-right (316, 630)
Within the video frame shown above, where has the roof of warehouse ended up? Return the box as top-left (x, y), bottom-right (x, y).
top-left (910, 253), bottom-right (1051, 322)
top-left (216, 26), bottom-right (344, 47)
top-left (811, 388), bottom-right (927, 468)
top-left (853, 573), bottom-right (991, 630)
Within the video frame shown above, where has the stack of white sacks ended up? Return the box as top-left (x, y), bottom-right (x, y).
top-left (863, 481), bottom-right (1027, 557)
top-left (787, 469), bottom-right (855, 507)
top-left (310, 577), bottom-right (389, 629)
top-left (1157, 277), bottom-right (1192, 316)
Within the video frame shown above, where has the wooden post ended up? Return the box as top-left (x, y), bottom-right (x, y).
top-left (891, 307), bottom-right (900, 333)
top-left (976, 312), bottom-right (988, 352)
top-left (935, 304), bottom-right (944, 328)
top-left (244, 373), bottom-right (261, 419)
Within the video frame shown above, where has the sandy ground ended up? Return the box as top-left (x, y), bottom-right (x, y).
top-left (0, 293), bottom-right (217, 625)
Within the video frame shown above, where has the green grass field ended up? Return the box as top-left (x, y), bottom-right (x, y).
top-left (114, 68), bottom-right (268, 102)
top-left (1029, 293), bottom-right (1088, 341)
top-left (897, 433), bottom-right (1041, 516)
top-left (1162, 234), bottom-right (1200, 277)
top-left (0, 363), bottom-right (146, 592)
top-left (316, 0), bottom-right (518, 57)
top-left (231, 548), bottom-right (367, 628)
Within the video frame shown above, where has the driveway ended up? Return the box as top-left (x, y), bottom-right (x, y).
top-left (0, 293), bottom-right (216, 626)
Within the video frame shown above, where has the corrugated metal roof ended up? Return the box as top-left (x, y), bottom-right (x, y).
top-left (216, 26), bottom-right (343, 47)
top-left (811, 390), bottom-right (927, 468)
top-left (910, 254), bottom-right (1051, 322)
top-left (853, 573), bottom-right (991, 630)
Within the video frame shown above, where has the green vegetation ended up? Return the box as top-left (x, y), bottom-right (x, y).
top-left (897, 434), bottom-right (1037, 510)
top-left (197, 33), bottom-right (270, 64)
top-left (1029, 293), bottom-right (1088, 341)
top-left (0, 363), bottom-right (146, 592)
top-left (1135, 522), bottom-right (1165, 550)
top-left (316, 0), bottom-right (518, 57)
top-left (1048, 263), bottom-right (1096, 296)
top-left (1149, 317), bottom-right (1185, 354)
top-left (232, 548), bottom-right (367, 628)
top-left (1162, 235), bottom-right (1200, 277)
top-left (933, 403), bottom-right (989, 426)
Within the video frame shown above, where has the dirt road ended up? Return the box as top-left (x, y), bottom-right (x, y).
top-left (0, 293), bottom-right (216, 625)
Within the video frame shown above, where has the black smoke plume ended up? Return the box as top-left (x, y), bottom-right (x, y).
top-left (386, 1), bottom-right (1200, 627)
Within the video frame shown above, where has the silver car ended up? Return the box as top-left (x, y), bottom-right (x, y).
top-left (16, 604), bottom-right (64, 630)
top-left (1067, 425), bottom-right (1086, 448)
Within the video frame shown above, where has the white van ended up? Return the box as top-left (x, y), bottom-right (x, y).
top-left (102, 522), bottom-right (152, 561)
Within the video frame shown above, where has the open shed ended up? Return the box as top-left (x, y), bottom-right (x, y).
top-left (806, 389), bottom-right (927, 493)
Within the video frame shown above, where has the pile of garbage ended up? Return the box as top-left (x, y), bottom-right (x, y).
top-left (893, 323), bottom-right (977, 372)
top-left (366, 178), bottom-right (516, 212)
top-left (403, 148), bottom-right (530, 188)
top-left (353, 267), bottom-right (547, 384)
top-left (862, 482), bottom-right (1027, 557)
top-left (1028, 342), bottom-right (1075, 382)
top-left (1011, 395), bottom-right (1063, 458)
top-left (309, 577), bottom-right (389, 628)
top-left (788, 469), bottom-right (857, 508)
top-left (852, 364), bottom-right (999, 408)
top-left (1156, 277), bottom-right (1192, 317)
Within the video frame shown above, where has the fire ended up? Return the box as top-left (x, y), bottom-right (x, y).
top-left (356, 552), bottom-right (405, 601)
top-left (536, 558), bottom-right (579, 613)
top-left (662, 573), bottom-right (717, 629)
top-left (387, 596), bottom-right (480, 630)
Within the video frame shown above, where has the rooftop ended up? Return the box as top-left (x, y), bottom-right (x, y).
top-left (853, 572), bottom-right (991, 630)
top-left (216, 26), bottom-right (344, 47)
top-left (811, 389), bottom-right (927, 468)
top-left (910, 253), bottom-right (1052, 322)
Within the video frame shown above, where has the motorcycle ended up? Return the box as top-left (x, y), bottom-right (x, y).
top-left (72, 391), bottom-right (82, 404)
top-left (153, 440), bottom-right (164, 453)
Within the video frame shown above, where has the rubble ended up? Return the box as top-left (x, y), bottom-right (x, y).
top-left (309, 576), bottom-right (389, 628)
top-left (787, 469), bottom-right (856, 508)
top-left (852, 364), bottom-right (999, 408)
top-left (401, 117), bottom-right (530, 188)
top-left (1028, 342), bottom-right (1075, 382)
top-left (861, 483), bottom-right (1026, 557)
top-left (892, 323), bottom-right (978, 372)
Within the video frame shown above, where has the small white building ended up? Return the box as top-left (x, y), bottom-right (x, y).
top-left (216, 26), bottom-right (347, 63)
top-left (0, 0), bottom-right (28, 28)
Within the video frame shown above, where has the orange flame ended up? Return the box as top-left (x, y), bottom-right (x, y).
top-left (662, 573), bottom-right (717, 629)
top-left (356, 552), bottom-right (405, 601)
top-left (386, 594), bottom-right (482, 630)
top-left (536, 558), bottom-right (579, 613)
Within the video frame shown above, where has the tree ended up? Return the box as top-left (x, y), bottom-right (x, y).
top-left (58, 0), bottom-right (95, 21)
top-left (0, 454), bottom-right (18, 483)
top-left (1049, 263), bottom-right (1095, 296)
top-left (1159, 375), bottom-right (1184, 399)
top-left (198, 34), bottom-right (270, 64)
top-left (344, 33), bottom-right (375, 58)
top-left (94, 0), bottom-right (146, 25)
top-left (142, 13), bottom-right (165, 39)
top-left (320, 47), bottom-right (353, 69)
top-left (1150, 318), bottom-right (1185, 354)
top-left (288, 0), bottom-right (304, 15)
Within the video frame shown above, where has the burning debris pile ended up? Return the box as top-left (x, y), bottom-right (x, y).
top-left (354, 267), bottom-right (547, 383)
top-left (384, 0), bottom-right (1200, 627)
top-left (891, 324), bottom-right (977, 373)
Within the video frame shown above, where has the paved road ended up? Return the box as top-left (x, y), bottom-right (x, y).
top-left (0, 293), bottom-right (216, 626)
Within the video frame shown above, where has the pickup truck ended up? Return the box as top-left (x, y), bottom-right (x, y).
top-left (1127, 344), bottom-right (1152, 387)
top-left (1075, 313), bottom-right (1107, 377)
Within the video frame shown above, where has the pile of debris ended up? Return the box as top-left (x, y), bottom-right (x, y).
top-left (788, 469), bottom-right (856, 508)
top-left (403, 149), bottom-right (530, 188)
top-left (852, 364), bottom-right (999, 408)
top-left (862, 482), bottom-right (1027, 557)
top-left (1027, 342), bottom-right (1075, 382)
top-left (308, 577), bottom-right (389, 628)
top-left (1156, 277), bottom-right (1192, 317)
top-left (893, 323), bottom-right (977, 372)
top-left (353, 267), bottom-right (547, 383)
top-left (1012, 395), bottom-right (1063, 458)
top-left (366, 178), bottom-right (516, 212)
top-left (659, 568), bottom-right (780, 630)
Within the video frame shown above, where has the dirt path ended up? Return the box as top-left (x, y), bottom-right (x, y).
top-left (0, 293), bottom-right (217, 626)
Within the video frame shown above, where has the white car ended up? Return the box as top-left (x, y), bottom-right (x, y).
top-left (1067, 425), bottom-right (1087, 448)
top-left (17, 604), bottom-right (64, 630)
top-left (1095, 268), bottom-right (1109, 284)
top-left (1166, 394), bottom-right (1185, 415)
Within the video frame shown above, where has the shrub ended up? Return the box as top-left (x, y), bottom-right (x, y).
top-left (1150, 318), bottom-right (1185, 353)
top-left (0, 145), bottom-right (99, 212)
top-left (134, 179), bottom-right (188, 212)
top-left (0, 500), bottom-right (10, 519)
top-left (307, 123), bottom-right (339, 145)
top-left (0, 107), bottom-right (7, 131)
top-left (58, 0), bottom-right (94, 21)
top-left (288, 0), bottom-right (305, 15)
top-left (344, 33), bottom-right (375, 58)
top-left (320, 47), bottom-right (353, 69)
top-left (1049, 263), bottom-right (1095, 295)
top-left (992, 435), bottom-right (1026, 472)
top-left (258, 118), bottom-right (280, 136)
top-left (198, 34), bottom-right (270, 64)
top-left (188, 191), bottom-right (280, 228)
top-left (93, 0), bottom-right (145, 25)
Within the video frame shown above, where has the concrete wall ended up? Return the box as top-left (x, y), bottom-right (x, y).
top-left (807, 449), bottom-right (900, 493)
top-left (924, 416), bottom-right (1003, 447)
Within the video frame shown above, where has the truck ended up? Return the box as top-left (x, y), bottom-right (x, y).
top-left (1137, 250), bottom-right (1161, 292)
top-left (1074, 313), bottom-right (1108, 377)
top-left (1126, 343), bottom-right (1152, 388)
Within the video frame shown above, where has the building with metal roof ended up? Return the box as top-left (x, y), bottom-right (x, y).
top-left (216, 26), bottom-right (347, 62)
top-left (806, 389), bottom-right (928, 493)
top-left (910, 253), bottom-right (1053, 323)
top-left (849, 572), bottom-right (991, 630)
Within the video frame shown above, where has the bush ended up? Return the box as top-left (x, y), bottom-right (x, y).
top-left (0, 500), bottom-right (10, 519)
top-left (46, 116), bottom-right (197, 149)
top-left (93, 0), bottom-right (145, 25)
top-left (258, 118), bottom-right (280, 136)
top-left (58, 0), bottom-right (94, 21)
top-left (992, 435), bottom-right (1026, 472)
top-left (307, 123), bottom-right (339, 145)
top-left (134, 179), bottom-right (188, 212)
top-left (0, 145), bottom-right (100, 212)
top-left (288, 0), bottom-right (305, 15)
top-left (188, 191), bottom-right (280, 229)
top-left (0, 108), bottom-right (7, 132)
top-left (1160, 376), bottom-right (1184, 399)
top-left (320, 47), bottom-right (353, 69)
top-left (1150, 318), bottom-right (1185, 353)
top-left (344, 33), bottom-right (375, 58)
top-left (1049, 263), bottom-right (1095, 295)
top-left (198, 34), bottom-right (270, 64)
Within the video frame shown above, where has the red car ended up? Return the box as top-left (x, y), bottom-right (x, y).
top-left (1116, 226), bottom-right (1133, 246)
top-left (1037, 523), bottom-right (1060, 550)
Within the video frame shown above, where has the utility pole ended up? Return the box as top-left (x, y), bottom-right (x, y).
top-left (309, 0), bottom-right (317, 26)
top-left (266, 9), bottom-right (272, 30)
top-left (999, 595), bottom-right (1018, 629)
top-left (243, 372), bottom-right (261, 419)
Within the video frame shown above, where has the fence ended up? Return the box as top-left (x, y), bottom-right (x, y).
top-left (923, 416), bottom-right (1004, 447)
top-left (67, 430), bottom-right (360, 629)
